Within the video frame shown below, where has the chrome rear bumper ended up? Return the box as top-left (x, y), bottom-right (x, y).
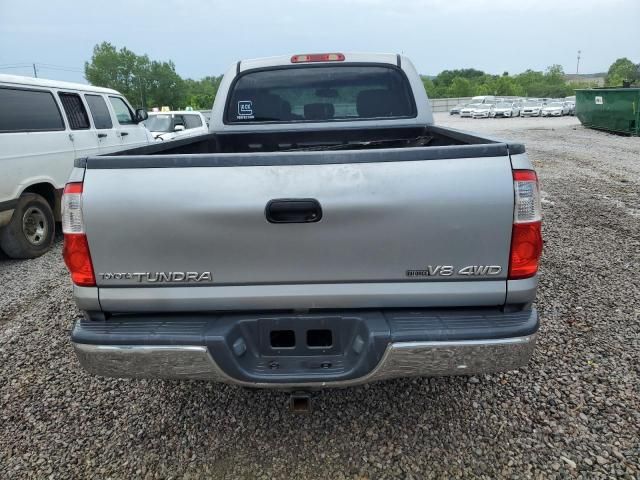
top-left (73, 334), bottom-right (536, 388)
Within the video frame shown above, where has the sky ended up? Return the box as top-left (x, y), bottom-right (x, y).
top-left (1, 0), bottom-right (639, 84)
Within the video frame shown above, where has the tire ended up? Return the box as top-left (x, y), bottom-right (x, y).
top-left (0, 193), bottom-right (55, 259)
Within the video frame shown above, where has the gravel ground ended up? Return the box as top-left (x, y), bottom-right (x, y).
top-left (1, 115), bottom-right (639, 479)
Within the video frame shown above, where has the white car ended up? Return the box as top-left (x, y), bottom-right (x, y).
top-left (0, 74), bottom-right (152, 258)
top-left (491, 102), bottom-right (519, 118)
top-left (541, 102), bottom-right (569, 117)
top-left (520, 102), bottom-right (544, 117)
top-left (512, 101), bottom-right (524, 115)
top-left (564, 101), bottom-right (576, 115)
top-left (471, 104), bottom-right (493, 118)
top-left (144, 111), bottom-right (209, 141)
top-left (563, 96), bottom-right (576, 115)
top-left (468, 95), bottom-right (496, 104)
top-left (460, 103), bottom-right (482, 118)
top-left (449, 103), bottom-right (466, 115)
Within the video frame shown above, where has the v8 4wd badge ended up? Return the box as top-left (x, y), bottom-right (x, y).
top-left (406, 265), bottom-right (502, 277)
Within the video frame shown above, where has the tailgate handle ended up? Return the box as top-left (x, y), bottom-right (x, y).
top-left (266, 199), bottom-right (322, 224)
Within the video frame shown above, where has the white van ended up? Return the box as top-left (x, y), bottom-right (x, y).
top-left (0, 74), bottom-right (152, 258)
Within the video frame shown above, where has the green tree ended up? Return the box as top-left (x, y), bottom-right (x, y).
top-left (543, 65), bottom-right (572, 97)
top-left (85, 42), bottom-right (187, 109)
top-left (545, 64), bottom-right (565, 81)
top-left (434, 68), bottom-right (485, 89)
top-left (605, 57), bottom-right (639, 86)
top-left (420, 76), bottom-right (434, 95)
top-left (184, 76), bottom-right (223, 109)
top-left (421, 76), bottom-right (449, 98)
top-left (145, 60), bottom-right (185, 109)
top-left (85, 42), bottom-right (632, 108)
top-left (85, 42), bottom-right (150, 107)
top-left (475, 83), bottom-right (492, 95)
top-left (447, 77), bottom-right (473, 97)
top-left (493, 76), bottom-right (524, 96)
top-left (514, 69), bottom-right (547, 97)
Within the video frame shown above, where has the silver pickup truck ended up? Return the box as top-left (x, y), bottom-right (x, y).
top-left (63, 53), bottom-right (542, 389)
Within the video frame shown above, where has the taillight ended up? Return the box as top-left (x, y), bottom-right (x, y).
top-left (61, 182), bottom-right (84, 233)
top-left (62, 182), bottom-right (95, 287)
top-left (509, 170), bottom-right (543, 280)
top-left (63, 235), bottom-right (95, 286)
top-left (291, 53), bottom-right (345, 63)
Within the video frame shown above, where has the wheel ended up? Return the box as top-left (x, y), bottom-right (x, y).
top-left (0, 193), bottom-right (55, 259)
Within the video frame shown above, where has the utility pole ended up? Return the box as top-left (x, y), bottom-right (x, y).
top-left (32, 63), bottom-right (38, 78)
top-left (137, 76), bottom-right (145, 109)
top-left (576, 50), bottom-right (581, 75)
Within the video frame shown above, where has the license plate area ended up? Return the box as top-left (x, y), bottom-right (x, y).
top-left (258, 316), bottom-right (345, 356)
top-left (207, 311), bottom-right (390, 383)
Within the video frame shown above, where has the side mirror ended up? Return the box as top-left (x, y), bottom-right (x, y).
top-left (174, 124), bottom-right (185, 132)
top-left (135, 108), bottom-right (149, 123)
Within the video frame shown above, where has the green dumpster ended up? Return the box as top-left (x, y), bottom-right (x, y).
top-left (575, 88), bottom-right (640, 136)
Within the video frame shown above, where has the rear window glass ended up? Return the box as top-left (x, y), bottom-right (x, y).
top-left (225, 65), bottom-right (415, 124)
top-left (0, 87), bottom-right (64, 133)
top-left (109, 96), bottom-right (136, 125)
top-left (184, 114), bottom-right (203, 129)
top-left (58, 92), bottom-right (90, 130)
top-left (144, 114), bottom-right (173, 132)
top-left (85, 94), bottom-right (113, 129)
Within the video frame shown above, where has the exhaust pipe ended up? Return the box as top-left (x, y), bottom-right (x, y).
top-left (289, 392), bottom-right (312, 414)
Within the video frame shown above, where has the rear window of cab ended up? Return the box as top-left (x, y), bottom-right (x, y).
top-left (225, 65), bottom-right (416, 124)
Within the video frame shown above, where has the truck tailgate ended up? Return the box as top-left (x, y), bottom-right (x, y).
top-left (81, 149), bottom-right (515, 309)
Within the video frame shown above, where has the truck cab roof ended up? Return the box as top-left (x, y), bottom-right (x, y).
top-left (211, 52), bottom-right (432, 132)
top-left (237, 52), bottom-right (403, 72)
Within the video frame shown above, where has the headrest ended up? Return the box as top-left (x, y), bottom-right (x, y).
top-left (357, 89), bottom-right (395, 118)
top-left (254, 93), bottom-right (286, 120)
top-left (304, 103), bottom-right (335, 120)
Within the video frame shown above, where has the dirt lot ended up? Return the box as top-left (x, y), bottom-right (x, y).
top-left (1, 114), bottom-right (639, 479)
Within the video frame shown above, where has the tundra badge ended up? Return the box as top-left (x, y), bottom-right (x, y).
top-left (97, 272), bottom-right (213, 283)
